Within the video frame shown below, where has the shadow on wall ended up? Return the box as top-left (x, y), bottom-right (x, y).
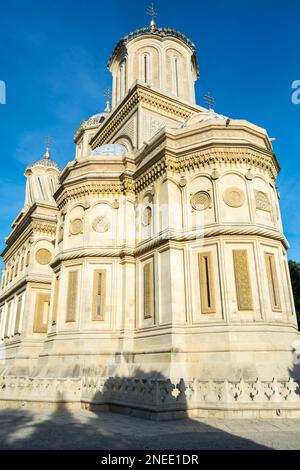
top-left (0, 369), bottom-right (271, 450)
top-left (289, 347), bottom-right (300, 397)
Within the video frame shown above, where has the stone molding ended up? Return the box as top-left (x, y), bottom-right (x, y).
top-left (31, 221), bottom-right (57, 237)
top-left (0, 274), bottom-right (52, 304)
top-left (134, 225), bottom-right (289, 256)
top-left (50, 225), bottom-right (288, 269)
top-left (56, 182), bottom-right (123, 209)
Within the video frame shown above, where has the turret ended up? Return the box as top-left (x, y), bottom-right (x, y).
top-left (24, 143), bottom-right (60, 208)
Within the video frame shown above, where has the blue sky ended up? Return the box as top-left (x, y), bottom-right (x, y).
top-left (0, 0), bottom-right (300, 260)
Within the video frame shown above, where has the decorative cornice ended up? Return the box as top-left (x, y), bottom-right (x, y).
top-left (0, 274), bottom-right (52, 304)
top-left (50, 248), bottom-right (135, 269)
top-left (55, 182), bottom-right (123, 209)
top-left (54, 146), bottom-right (278, 208)
top-left (2, 203), bottom-right (58, 258)
top-left (133, 147), bottom-right (278, 193)
top-left (31, 221), bottom-right (57, 237)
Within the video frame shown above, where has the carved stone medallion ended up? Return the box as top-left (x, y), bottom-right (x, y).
top-left (69, 218), bottom-right (83, 236)
top-left (191, 191), bottom-right (211, 211)
top-left (223, 187), bottom-right (245, 208)
top-left (92, 216), bottom-right (110, 233)
top-left (35, 248), bottom-right (52, 265)
top-left (254, 190), bottom-right (271, 212)
top-left (142, 206), bottom-right (152, 226)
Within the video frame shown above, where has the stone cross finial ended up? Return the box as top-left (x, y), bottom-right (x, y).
top-left (104, 89), bottom-right (111, 113)
top-left (146, 3), bottom-right (158, 28)
top-left (44, 135), bottom-right (52, 159)
top-left (203, 91), bottom-right (215, 110)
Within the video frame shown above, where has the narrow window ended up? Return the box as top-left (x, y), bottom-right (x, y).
top-left (143, 54), bottom-right (149, 84)
top-left (265, 253), bottom-right (281, 310)
top-left (9, 267), bottom-right (13, 282)
top-left (14, 295), bottom-right (23, 335)
top-left (4, 302), bottom-right (12, 338)
top-left (25, 251), bottom-right (30, 267)
top-left (233, 250), bottom-right (254, 311)
top-left (143, 259), bottom-right (154, 319)
top-left (92, 270), bottom-right (106, 321)
top-left (33, 293), bottom-right (50, 333)
top-left (37, 176), bottom-right (45, 200)
top-left (115, 75), bottom-right (119, 103)
top-left (120, 59), bottom-right (127, 98)
top-left (198, 252), bottom-right (216, 314)
top-left (52, 276), bottom-right (60, 324)
top-left (174, 56), bottom-right (179, 96)
top-left (66, 271), bottom-right (78, 322)
top-left (20, 256), bottom-right (24, 272)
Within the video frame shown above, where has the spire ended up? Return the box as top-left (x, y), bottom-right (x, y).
top-left (146, 3), bottom-right (158, 30)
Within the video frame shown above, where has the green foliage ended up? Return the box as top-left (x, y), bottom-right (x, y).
top-left (288, 260), bottom-right (300, 324)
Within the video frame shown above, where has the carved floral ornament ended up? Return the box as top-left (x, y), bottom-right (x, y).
top-left (223, 187), bottom-right (245, 208)
top-left (35, 248), bottom-right (52, 266)
top-left (92, 216), bottom-right (110, 233)
top-left (190, 191), bottom-right (211, 211)
top-left (69, 218), bottom-right (83, 236)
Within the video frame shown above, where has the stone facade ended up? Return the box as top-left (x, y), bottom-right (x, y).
top-left (0, 19), bottom-right (299, 418)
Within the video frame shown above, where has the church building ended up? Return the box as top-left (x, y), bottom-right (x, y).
top-left (0, 15), bottom-right (300, 418)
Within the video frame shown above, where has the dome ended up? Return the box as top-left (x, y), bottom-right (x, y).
top-left (74, 112), bottom-right (108, 142)
top-left (91, 144), bottom-right (127, 156)
top-left (181, 109), bottom-right (229, 128)
top-left (26, 148), bottom-right (60, 171)
top-left (108, 24), bottom-right (198, 76)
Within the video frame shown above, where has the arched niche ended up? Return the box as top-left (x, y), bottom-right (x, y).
top-left (219, 171), bottom-right (250, 224)
top-left (158, 178), bottom-right (183, 233)
top-left (251, 175), bottom-right (274, 226)
top-left (86, 202), bottom-right (115, 247)
top-left (188, 175), bottom-right (215, 228)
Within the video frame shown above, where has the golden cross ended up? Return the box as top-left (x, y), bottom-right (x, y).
top-left (146, 3), bottom-right (158, 21)
top-left (203, 91), bottom-right (215, 110)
